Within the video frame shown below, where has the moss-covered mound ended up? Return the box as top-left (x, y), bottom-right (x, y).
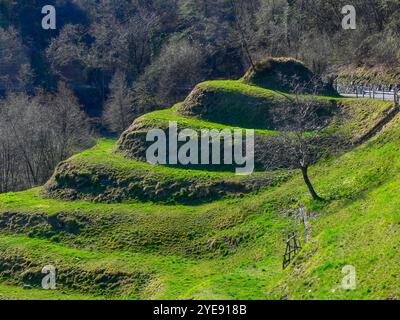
top-left (116, 108), bottom-right (337, 172)
top-left (116, 106), bottom-right (288, 170)
top-left (177, 80), bottom-right (289, 129)
top-left (43, 56), bottom-right (394, 206)
top-left (0, 251), bottom-right (151, 298)
top-left (116, 97), bottom-right (392, 168)
top-left (43, 139), bottom-right (289, 204)
top-left (42, 95), bottom-right (394, 205)
top-left (177, 80), bottom-right (338, 129)
top-left (242, 57), bottom-right (335, 94)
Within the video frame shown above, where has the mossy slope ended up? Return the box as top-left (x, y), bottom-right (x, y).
top-left (242, 57), bottom-right (336, 95)
top-left (1, 111), bottom-right (400, 299)
top-left (43, 139), bottom-right (290, 204)
top-left (1, 108), bottom-right (400, 299)
top-left (1, 58), bottom-right (399, 300)
top-left (177, 80), bottom-right (290, 129)
top-left (45, 76), bottom-right (393, 204)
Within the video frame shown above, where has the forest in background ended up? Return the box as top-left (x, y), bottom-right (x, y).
top-left (0, 0), bottom-right (399, 193)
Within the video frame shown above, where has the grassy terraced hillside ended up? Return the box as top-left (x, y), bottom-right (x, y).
top-left (177, 80), bottom-right (292, 129)
top-left (43, 138), bottom-right (291, 204)
top-left (1, 57), bottom-right (399, 300)
top-left (1, 110), bottom-right (400, 299)
top-left (48, 80), bottom-right (392, 204)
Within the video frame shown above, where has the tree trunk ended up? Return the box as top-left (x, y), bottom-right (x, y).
top-left (229, 0), bottom-right (255, 71)
top-left (301, 166), bottom-right (323, 201)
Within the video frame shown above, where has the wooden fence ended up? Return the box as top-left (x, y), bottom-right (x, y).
top-left (283, 232), bottom-right (302, 269)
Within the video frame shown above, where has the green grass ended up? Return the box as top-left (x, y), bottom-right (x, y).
top-left (274, 178), bottom-right (400, 299)
top-left (195, 80), bottom-right (290, 99)
top-left (0, 187), bottom-right (203, 215)
top-left (240, 57), bottom-right (329, 94)
top-left (72, 138), bottom-right (264, 179)
top-left (139, 81), bottom-right (392, 139)
top-left (177, 80), bottom-right (294, 129)
top-left (188, 79), bottom-right (392, 104)
top-left (259, 114), bottom-right (400, 299)
top-left (139, 104), bottom-right (278, 135)
top-left (42, 138), bottom-right (288, 203)
top-left (0, 283), bottom-right (99, 300)
top-left (2, 113), bottom-right (400, 299)
top-left (0, 75), bottom-right (399, 300)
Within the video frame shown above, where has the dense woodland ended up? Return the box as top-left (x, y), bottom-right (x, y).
top-left (0, 0), bottom-right (399, 192)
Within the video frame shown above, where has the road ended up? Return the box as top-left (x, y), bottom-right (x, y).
top-left (340, 92), bottom-right (397, 102)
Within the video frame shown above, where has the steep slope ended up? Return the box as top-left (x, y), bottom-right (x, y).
top-left (1, 58), bottom-right (399, 300)
top-left (44, 58), bottom-right (393, 204)
top-left (242, 57), bottom-right (336, 95)
top-left (267, 114), bottom-right (400, 299)
top-left (1, 108), bottom-right (399, 299)
top-left (43, 139), bottom-right (287, 204)
top-left (176, 80), bottom-right (291, 129)
top-left (44, 91), bottom-right (391, 204)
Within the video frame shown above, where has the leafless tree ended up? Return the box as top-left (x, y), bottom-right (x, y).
top-left (0, 83), bottom-right (93, 193)
top-left (264, 80), bottom-right (340, 201)
top-left (123, 9), bottom-right (160, 77)
top-left (46, 24), bottom-right (90, 80)
top-left (228, 0), bottom-right (257, 70)
top-left (0, 26), bottom-right (31, 93)
top-left (102, 71), bottom-right (134, 134)
top-left (135, 39), bottom-right (207, 108)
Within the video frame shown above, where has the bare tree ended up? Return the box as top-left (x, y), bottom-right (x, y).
top-left (228, 0), bottom-right (256, 70)
top-left (0, 26), bottom-right (31, 93)
top-left (102, 71), bottom-right (134, 134)
top-left (135, 39), bottom-right (208, 108)
top-left (41, 82), bottom-right (93, 160)
top-left (264, 80), bottom-right (340, 201)
top-left (123, 9), bottom-right (160, 77)
top-left (0, 84), bottom-right (93, 193)
top-left (46, 24), bottom-right (89, 75)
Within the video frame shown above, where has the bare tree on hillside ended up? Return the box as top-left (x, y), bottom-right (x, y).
top-left (102, 71), bottom-right (134, 134)
top-left (134, 39), bottom-right (207, 109)
top-left (123, 9), bottom-right (160, 76)
top-left (0, 85), bottom-right (92, 193)
top-left (265, 81), bottom-right (341, 201)
top-left (39, 82), bottom-right (93, 160)
top-left (228, 0), bottom-right (257, 70)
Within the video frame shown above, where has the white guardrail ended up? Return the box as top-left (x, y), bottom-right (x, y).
top-left (336, 84), bottom-right (399, 102)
